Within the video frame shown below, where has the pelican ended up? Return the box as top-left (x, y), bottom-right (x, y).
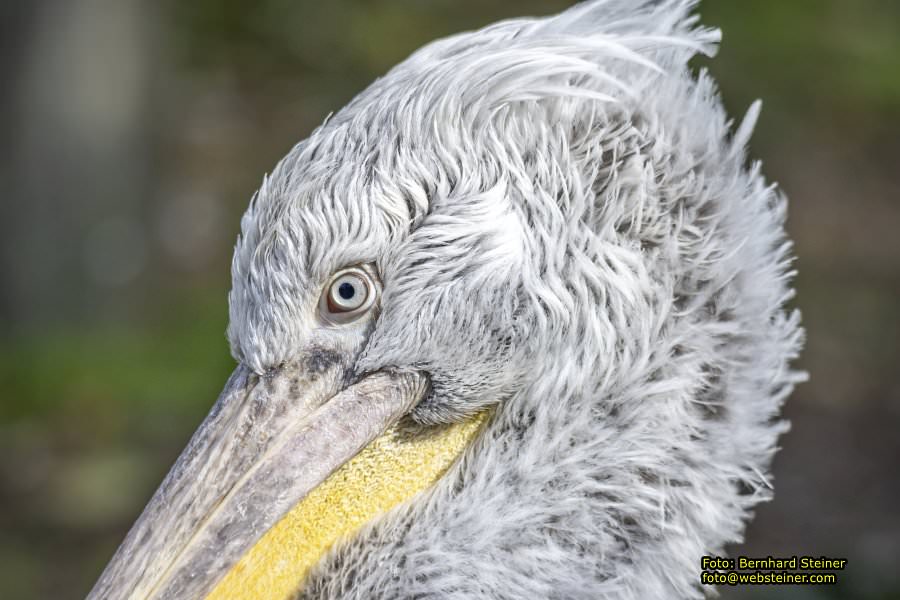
top-left (88, 1), bottom-right (804, 598)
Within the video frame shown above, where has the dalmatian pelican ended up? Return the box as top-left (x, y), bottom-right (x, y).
top-left (88, 0), bottom-right (804, 598)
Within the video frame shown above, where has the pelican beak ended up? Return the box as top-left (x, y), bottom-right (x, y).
top-left (87, 361), bottom-right (428, 600)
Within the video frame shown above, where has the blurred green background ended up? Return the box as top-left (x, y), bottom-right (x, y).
top-left (1, 1), bottom-right (898, 598)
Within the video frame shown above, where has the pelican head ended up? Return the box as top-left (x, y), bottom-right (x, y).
top-left (89, 1), bottom-right (804, 598)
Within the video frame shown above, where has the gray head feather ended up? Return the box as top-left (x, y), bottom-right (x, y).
top-left (226, 0), bottom-right (804, 597)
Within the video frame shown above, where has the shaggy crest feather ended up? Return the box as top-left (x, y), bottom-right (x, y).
top-left (224, 0), bottom-right (805, 597)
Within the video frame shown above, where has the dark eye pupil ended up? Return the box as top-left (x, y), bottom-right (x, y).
top-left (338, 282), bottom-right (356, 300)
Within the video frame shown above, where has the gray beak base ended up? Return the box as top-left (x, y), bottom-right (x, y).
top-left (87, 363), bottom-right (428, 600)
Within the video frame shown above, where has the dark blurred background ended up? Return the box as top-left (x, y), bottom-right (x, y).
top-left (1, 1), bottom-right (897, 598)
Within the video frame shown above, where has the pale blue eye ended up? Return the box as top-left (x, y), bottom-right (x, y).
top-left (322, 267), bottom-right (376, 322)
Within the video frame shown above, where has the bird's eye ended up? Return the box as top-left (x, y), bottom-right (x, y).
top-left (320, 266), bottom-right (378, 324)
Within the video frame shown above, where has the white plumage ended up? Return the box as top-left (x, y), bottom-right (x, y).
top-left (222, 0), bottom-right (805, 597)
